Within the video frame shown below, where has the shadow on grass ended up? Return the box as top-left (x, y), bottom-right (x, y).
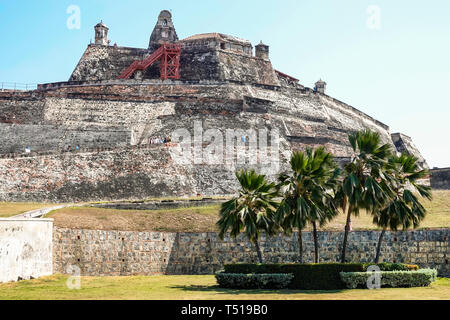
top-left (170, 285), bottom-right (344, 295)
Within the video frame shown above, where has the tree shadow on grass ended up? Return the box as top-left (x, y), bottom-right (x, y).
top-left (170, 285), bottom-right (344, 295)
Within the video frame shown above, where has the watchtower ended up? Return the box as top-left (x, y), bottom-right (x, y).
top-left (148, 10), bottom-right (179, 51)
top-left (94, 21), bottom-right (109, 46)
top-left (255, 41), bottom-right (269, 60)
top-left (315, 79), bottom-right (327, 94)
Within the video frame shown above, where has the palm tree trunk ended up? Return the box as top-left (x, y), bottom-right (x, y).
top-left (298, 230), bottom-right (303, 263)
top-left (254, 239), bottom-right (263, 264)
top-left (341, 206), bottom-right (352, 263)
top-left (375, 228), bottom-right (386, 263)
top-left (312, 221), bottom-right (319, 263)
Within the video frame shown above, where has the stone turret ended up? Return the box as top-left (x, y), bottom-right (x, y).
top-left (255, 41), bottom-right (269, 60)
top-left (315, 79), bottom-right (327, 94)
top-left (148, 10), bottom-right (179, 51)
top-left (94, 21), bottom-right (109, 46)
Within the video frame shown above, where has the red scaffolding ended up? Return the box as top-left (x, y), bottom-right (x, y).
top-left (118, 43), bottom-right (181, 80)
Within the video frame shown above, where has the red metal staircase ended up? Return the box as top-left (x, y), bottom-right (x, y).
top-left (118, 43), bottom-right (181, 80)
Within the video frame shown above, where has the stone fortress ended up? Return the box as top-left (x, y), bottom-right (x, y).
top-left (0, 10), bottom-right (431, 203)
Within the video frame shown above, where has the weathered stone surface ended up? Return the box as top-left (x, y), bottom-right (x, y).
top-left (431, 167), bottom-right (450, 190)
top-left (53, 227), bottom-right (450, 276)
top-left (69, 45), bottom-right (149, 82)
top-left (0, 123), bottom-right (129, 154)
top-left (392, 133), bottom-right (429, 169)
top-left (0, 80), bottom-right (426, 202)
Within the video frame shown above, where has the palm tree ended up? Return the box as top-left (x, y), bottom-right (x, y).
top-left (217, 169), bottom-right (279, 263)
top-left (277, 147), bottom-right (340, 263)
top-left (338, 130), bottom-right (393, 263)
top-left (373, 154), bottom-right (432, 263)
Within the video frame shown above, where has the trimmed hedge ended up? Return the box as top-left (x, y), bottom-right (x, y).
top-left (215, 273), bottom-right (294, 289)
top-left (224, 263), bottom-right (364, 290)
top-left (361, 262), bottom-right (419, 271)
top-left (340, 269), bottom-right (437, 289)
top-left (223, 263), bottom-right (421, 290)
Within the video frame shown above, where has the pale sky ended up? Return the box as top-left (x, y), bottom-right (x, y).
top-left (0, 0), bottom-right (448, 167)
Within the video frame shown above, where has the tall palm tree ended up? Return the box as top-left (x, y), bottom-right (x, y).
top-left (217, 169), bottom-right (279, 263)
top-left (277, 147), bottom-right (340, 263)
top-left (338, 130), bottom-right (393, 263)
top-left (373, 154), bottom-right (432, 263)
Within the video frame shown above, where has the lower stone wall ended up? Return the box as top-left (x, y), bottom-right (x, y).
top-left (0, 219), bottom-right (53, 283)
top-left (431, 168), bottom-right (450, 190)
top-left (53, 227), bottom-right (449, 277)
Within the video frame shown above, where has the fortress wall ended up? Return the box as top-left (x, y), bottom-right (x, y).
top-left (0, 82), bottom-right (417, 202)
top-left (0, 147), bottom-right (197, 203)
top-left (247, 85), bottom-right (394, 150)
top-left (217, 51), bottom-right (280, 86)
top-left (0, 123), bottom-right (130, 154)
top-left (38, 82), bottom-right (393, 146)
top-left (0, 92), bottom-right (46, 124)
top-left (0, 141), bottom-right (288, 202)
top-left (69, 43), bottom-right (280, 86)
top-left (392, 133), bottom-right (429, 169)
top-left (69, 45), bottom-right (149, 82)
top-left (431, 168), bottom-right (450, 190)
top-left (44, 97), bottom-right (177, 130)
top-left (0, 146), bottom-right (247, 203)
top-left (53, 227), bottom-right (449, 276)
top-left (179, 49), bottom-right (220, 81)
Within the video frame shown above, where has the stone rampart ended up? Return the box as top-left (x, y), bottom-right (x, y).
top-left (53, 228), bottom-right (449, 276)
top-left (0, 123), bottom-right (130, 154)
top-left (431, 168), bottom-right (450, 190)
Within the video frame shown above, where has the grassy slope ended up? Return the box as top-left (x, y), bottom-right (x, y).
top-left (0, 275), bottom-right (448, 300)
top-left (47, 191), bottom-right (449, 232)
top-left (47, 205), bottom-right (221, 232)
top-left (0, 203), bottom-right (57, 218)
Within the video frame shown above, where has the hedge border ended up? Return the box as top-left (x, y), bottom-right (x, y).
top-left (340, 269), bottom-right (437, 289)
top-left (215, 272), bottom-right (294, 289)
top-left (223, 263), bottom-right (420, 290)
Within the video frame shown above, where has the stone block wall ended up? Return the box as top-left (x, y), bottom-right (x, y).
top-left (0, 91), bottom-right (46, 124)
top-left (69, 45), bottom-right (149, 82)
top-left (53, 228), bottom-right (449, 277)
top-left (68, 43), bottom-right (279, 86)
top-left (0, 81), bottom-right (429, 202)
top-left (392, 133), bottom-right (429, 169)
top-left (0, 123), bottom-right (130, 154)
top-left (431, 168), bottom-right (450, 190)
top-left (0, 219), bottom-right (53, 283)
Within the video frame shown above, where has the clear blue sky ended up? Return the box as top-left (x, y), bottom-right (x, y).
top-left (0, 0), bottom-right (449, 168)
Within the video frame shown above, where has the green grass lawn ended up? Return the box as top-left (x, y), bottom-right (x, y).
top-left (0, 275), bottom-right (448, 300)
